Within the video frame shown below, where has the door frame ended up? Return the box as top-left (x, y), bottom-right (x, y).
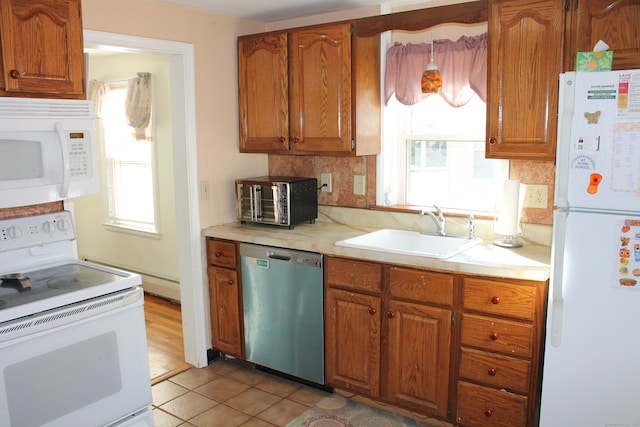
top-left (84, 29), bottom-right (208, 368)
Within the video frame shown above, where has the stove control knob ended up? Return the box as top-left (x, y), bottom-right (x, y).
top-left (42, 220), bottom-right (56, 233)
top-left (56, 219), bottom-right (71, 232)
top-left (6, 225), bottom-right (22, 239)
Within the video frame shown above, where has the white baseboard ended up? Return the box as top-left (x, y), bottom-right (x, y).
top-left (141, 274), bottom-right (181, 302)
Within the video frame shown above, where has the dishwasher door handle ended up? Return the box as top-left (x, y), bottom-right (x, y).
top-left (266, 251), bottom-right (291, 261)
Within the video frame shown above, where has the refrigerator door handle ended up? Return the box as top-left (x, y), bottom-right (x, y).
top-left (554, 72), bottom-right (576, 209)
top-left (550, 210), bottom-right (569, 347)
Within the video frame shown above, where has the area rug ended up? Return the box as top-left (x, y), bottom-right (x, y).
top-left (285, 394), bottom-right (438, 427)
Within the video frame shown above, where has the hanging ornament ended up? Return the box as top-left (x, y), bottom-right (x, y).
top-left (421, 31), bottom-right (442, 94)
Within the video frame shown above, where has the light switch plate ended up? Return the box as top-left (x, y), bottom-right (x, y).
top-left (354, 175), bottom-right (366, 195)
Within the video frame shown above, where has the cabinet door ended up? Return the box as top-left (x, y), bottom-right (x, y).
top-left (0, 0), bottom-right (84, 96)
top-left (486, 0), bottom-right (564, 160)
top-left (238, 32), bottom-right (289, 152)
top-left (289, 24), bottom-right (353, 154)
top-left (386, 300), bottom-right (452, 418)
top-left (208, 266), bottom-right (243, 358)
top-left (565, 0), bottom-right (640, 71)
top-left (325, 287), bottom-right (381, 397)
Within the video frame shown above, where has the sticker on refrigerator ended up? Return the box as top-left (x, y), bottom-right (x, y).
top-left (611, 122), bottom-right (640, 192)
top-left (616, 72), bottom-right (640, 121)
top-left (612, 219), bottom-right (640, 289)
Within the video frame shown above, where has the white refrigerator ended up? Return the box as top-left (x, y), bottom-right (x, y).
top-left (539, 69), bottom-right (640, 426)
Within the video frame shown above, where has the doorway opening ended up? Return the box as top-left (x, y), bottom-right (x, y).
top-left (82, 30), bottom-right (208, 369)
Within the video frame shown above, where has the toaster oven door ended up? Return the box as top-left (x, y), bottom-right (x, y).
top-left (237, 183), bottom-right (279, 225)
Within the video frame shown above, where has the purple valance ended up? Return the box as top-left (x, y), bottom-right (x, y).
top-left (385, 33), bottom-right (487, 107)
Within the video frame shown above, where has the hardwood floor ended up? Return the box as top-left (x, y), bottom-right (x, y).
top-left (144, 293), bottom-right (192, 385)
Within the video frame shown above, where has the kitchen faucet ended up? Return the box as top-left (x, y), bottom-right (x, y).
top-left (420, 205), bottom-right (446, 236)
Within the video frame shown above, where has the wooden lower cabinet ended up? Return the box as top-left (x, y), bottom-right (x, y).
top-left (456, 277), bottom-right (548, 427)
top-left (325, 257), bottom-right (548, 426)
top-left (386, 300), bottom-right (451, 417)
top-left (206, 238), bottom-right (244, 358)
top-left (325, 287), bottom-right (382, 397)
top-left (324, 258), bottom-right (454, 419)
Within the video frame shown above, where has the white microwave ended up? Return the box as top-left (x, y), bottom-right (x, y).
top-left (0, 98), bottom-right (98, 209)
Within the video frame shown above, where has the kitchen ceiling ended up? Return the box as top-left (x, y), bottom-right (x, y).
top-left (155, 0), bottom-right (412, 22)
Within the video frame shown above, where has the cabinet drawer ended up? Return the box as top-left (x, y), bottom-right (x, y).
top-left (463, 278), bottom-right (537, 320)
top-left (461, 314), bottom-right (533, 358)
top-left (206, 239), bottom-right (237, 269)
top-left (459, 347), bottom-right (530, 395)
top-left (326, 257), bottom-right (382, 294)
top-left (390, 267), bottom-right (454, 306)
top-left (456, 381), bottom-right (527, 427)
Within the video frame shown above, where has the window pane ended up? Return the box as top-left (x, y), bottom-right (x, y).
top-left (102, 83), bottom-right (157, 232)
top-left (382, 93), bottom-right (508, 213)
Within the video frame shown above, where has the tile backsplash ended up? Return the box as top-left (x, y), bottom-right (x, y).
top-left (0, 201), bottom-right (64, 220)
top-left (269, 154), bottom-right (556, 226)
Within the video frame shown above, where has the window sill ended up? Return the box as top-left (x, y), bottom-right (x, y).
top-left (103, 223), bottom-right (161, 239)
top-left (370, 204), bottom-right (494, 220)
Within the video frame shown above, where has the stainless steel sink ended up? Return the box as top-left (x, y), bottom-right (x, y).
top-left (335, 229), bottom-right (482, 259)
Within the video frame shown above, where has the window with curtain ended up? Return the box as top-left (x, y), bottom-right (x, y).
top-left (101, 78), bottom-right (158, 233)
top-left (381, 33), bottom-right (508, 214)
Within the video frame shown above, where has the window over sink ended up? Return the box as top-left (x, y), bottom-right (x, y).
top-left (380, 94), bottom-right (508, 214)
top-left (379, 27), bottom-right (508, 215)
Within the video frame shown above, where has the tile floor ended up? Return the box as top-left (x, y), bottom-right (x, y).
top-left (151, 358), bottom-right (331, 427)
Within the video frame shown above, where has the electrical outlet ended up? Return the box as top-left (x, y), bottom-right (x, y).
top-left (320, 173), bottom-right (332, 193)
top-left (354, 175), bottom-right (366, 195)
top-left (524, 184), bottom-right (548, 208)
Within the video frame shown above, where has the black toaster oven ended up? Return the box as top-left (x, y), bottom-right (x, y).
top-left (235, 176), bottom-right (317, 228)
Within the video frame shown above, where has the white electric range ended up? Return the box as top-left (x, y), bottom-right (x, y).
top-left (0, 211), bottom-right (153, 427)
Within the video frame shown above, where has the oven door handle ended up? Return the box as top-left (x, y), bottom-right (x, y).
top-left (252, 185), bottom-right (262, 221)
top-left (55, 121), bottom-right (71, 199)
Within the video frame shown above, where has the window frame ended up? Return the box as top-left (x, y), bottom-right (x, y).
top-left (379, 94), bottom-right (508, 215)
top-left (100, 80), bottom-right (160, 236)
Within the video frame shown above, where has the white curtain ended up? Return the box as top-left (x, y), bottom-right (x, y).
top-left (125, 72), bottom-right (152, 129)
top-left (87, 79), bottom-right (110, 118)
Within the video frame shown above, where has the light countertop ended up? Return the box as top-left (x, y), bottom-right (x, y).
top-left (203, 219), bottom-right (551, 282)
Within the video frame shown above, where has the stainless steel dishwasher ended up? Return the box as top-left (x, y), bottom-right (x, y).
top-left (240, 243), bottom-right (324, 384)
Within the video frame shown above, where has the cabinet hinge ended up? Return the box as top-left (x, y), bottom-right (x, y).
top-left (447, 405), bottom-right (452, 418)
top-left (451, 312), bottom-right (456, 326)
top-left (351, 139), bottom-right (355, 150)
top-left (565, 0), bottom-right (570, 11)
top-left (350, 24), bottom-right (355, 35)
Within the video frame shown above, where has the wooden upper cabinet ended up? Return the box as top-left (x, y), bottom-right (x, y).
top-left (238, 32), bottom-right (289, 152)
top-left (0, 0), bottom-right (85, 98)
top-left (486, 0), bottom-right (564, 160)
top-left (565, 0), bottom-right (640, 71)
top-left (289, 24), bottom-right (352, 154)
top-left (237, 23), bottom-right (380, 156)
